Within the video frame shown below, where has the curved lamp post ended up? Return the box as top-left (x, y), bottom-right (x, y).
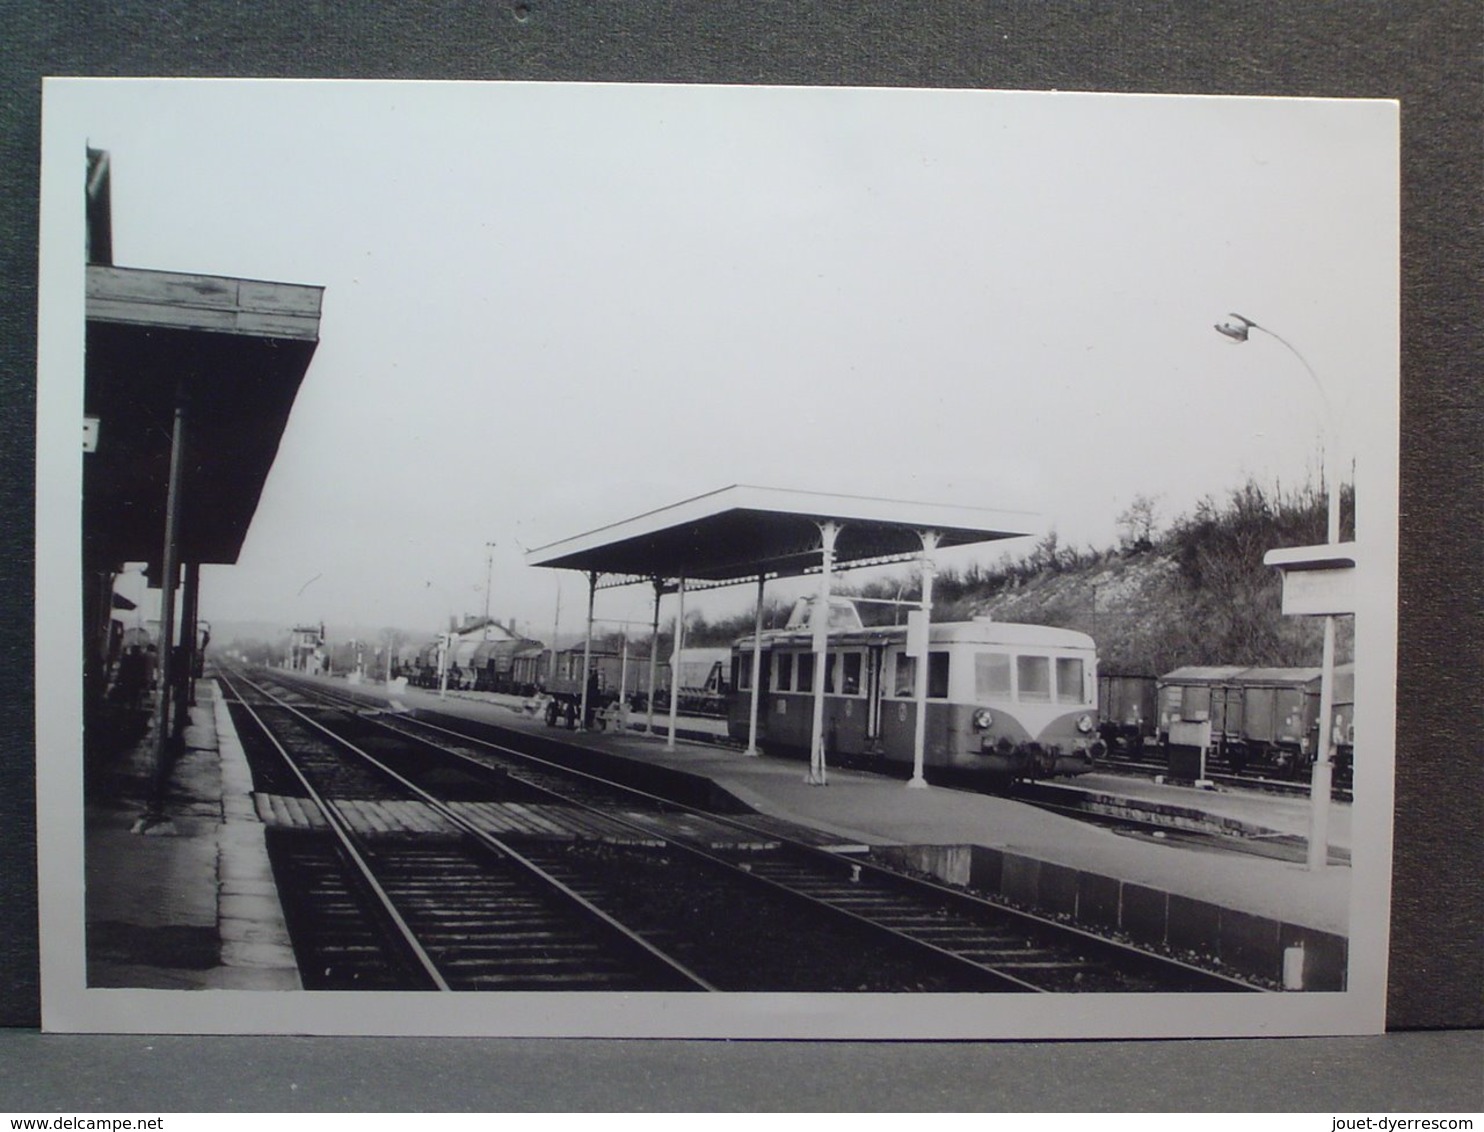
top-left (1215, 313), bottom-right (1340, 544)
top-left (1215, 312), bottom-right (1343, 871)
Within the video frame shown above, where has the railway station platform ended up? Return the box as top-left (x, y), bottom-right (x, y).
top-left (83, 681), bottom-right (300, 990)
top-left (85, 674), bottom-right (1353, 991)
top-left (387, 682), bottom-right (1354, 989)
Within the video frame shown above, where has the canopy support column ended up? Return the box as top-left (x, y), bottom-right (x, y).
top-left (1308, 612), bottom-right (1337, 870)
top-left (806, 520), bottom-right (839, 785)
top-left (646, 577), bottom-right (662, 734)
top-left (579, 570), bottom-right (597, 730)
top-left (174, 561), bottom-right (200, 735)
top-left (908, 529), bottom-right (940, 788)
top-left (667, 576), bottom-right (686, 751)
top-left (745, 572), bottom-right (766, 757)
top-left (437, 631), bottom-right (450, 698)
top-left (141, 385), bottom-right (187, 829)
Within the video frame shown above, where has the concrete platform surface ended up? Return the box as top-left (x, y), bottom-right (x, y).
top-left (85, 673), bottom-right (1353, 993)
top-left (374, 680), bottom-right (1353, 938)
top-left (85, 682), bottom-right (300, 991)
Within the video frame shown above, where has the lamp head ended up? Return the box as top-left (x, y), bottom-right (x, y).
top-left (1215, 312), bottom-right (1256, 343)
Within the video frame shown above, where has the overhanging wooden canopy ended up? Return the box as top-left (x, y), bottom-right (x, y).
top-left (84, 264), bottom-right (323, 570)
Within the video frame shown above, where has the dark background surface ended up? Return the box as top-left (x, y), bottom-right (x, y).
top-left (2, 0), bottom-right (1479, 1110)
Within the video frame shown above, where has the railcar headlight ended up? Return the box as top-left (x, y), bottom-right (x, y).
top-left (1077, 714), bottom-right (1094, 734)
top-left (972, 708), bottom-right (994, 731)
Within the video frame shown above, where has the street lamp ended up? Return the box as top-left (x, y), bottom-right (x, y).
top-left (1215, 313), bottom-right (1339, 543)
top-left (1215, 312), bottom-right (1344, 871)
top-left (482, 541), bottom-right (497, 636)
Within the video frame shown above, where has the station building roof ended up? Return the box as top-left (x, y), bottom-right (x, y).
top-left (525, 484), bottom-right (1037, 587)
top-left (84, 263), bottom-right (323, 569)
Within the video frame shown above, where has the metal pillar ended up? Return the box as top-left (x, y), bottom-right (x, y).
top-left (549, 575), bottom-right (562, 692)
top-left (745, 572), bottom-right (765, 757)
top-left (806, 521), bottom-right (839, 785)
top-left (579, 570), bottom-right (597, 730)
top-left (145, 388), bottom-right (187, 824)
top-left (1305, 441), bottom-right (1342, 867)
top-left (646, 577), bottom-right (662, 734)
top-left (483, 541), bottom-right (497, 631)
top-left (175, 561), bottom-right (200, 736)
top-left (619, 632), bottom-right (629, 706)
top-left (666, 576), bottom-right (685, 751)
top-left (909, 530), bottom-right (940, 788)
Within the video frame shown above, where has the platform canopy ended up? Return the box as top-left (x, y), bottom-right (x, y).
top-left (84, 263), bottom-right (323, 569)
top-left (525, 484), bottom-right (1038, 587)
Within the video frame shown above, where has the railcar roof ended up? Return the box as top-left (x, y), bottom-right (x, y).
top-left (736, 618), bottom-right (1094, 650)
top-left (1159, 666), bottom-right (1247, 683)
top-left (1237, 666), bottom-right (1324, 685)
top-left (525, 485), bottom-right (1037, 586)
top-left (1161, 664), bottom-right (1328, 685)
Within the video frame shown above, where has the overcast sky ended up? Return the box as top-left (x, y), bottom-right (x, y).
top-left (48, 80), bottom-right (1398, 640)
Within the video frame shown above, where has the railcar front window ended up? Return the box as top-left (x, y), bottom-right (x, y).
top-left (796, 652), bottom-right (815, 692)
top-left (1017, 655), bottom-right (1052, 702)
top-left (975, 652), bottom-right (1012, 698)
top-left (1055, 657), bottom-right (1086, 704)
top-left (893, 653), bottom-right (948, 698)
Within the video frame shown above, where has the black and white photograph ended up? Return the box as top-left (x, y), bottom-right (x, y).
top-left (36, 78), bottom-right (1398, 1037)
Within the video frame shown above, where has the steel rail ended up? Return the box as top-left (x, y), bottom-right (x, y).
top-left (253, 671), bottom-right (1037, 991)
top-left (231, 668), bottom-right (719, 992)
top-left (217, 670), bottom-right (451, 990)
top-left (260, 668), bottom-right (1257, 993)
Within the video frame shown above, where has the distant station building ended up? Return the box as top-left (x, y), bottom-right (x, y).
top-left (287, 624), bottom-right (328, 674)
top-left (82, 147), bottom-right (324, 812)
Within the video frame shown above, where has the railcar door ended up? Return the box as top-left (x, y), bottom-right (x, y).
top-left (865, 644), bottom-right (886, 743)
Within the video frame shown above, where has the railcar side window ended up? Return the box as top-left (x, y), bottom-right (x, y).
top-left (1055, 657), bottom-right (1086, 704)
top-left (825, 653), bottom-right (837, 694)
top-left (928, 652), bottom-right (949, 699)
top-left (841, 652), bottom-right (862, 695)
top-left (776, 652), bottom-right (793, 693)
top-left (1017, 655), bottom-right (1052, 702)
top-left (796, 651), bottom-right (815, 692)
top-left (975, 652), bottom-right (1012, 698)
top-left (894, 654), bottom-right (914, 697)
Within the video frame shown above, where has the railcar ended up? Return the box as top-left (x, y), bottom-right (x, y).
top-left (542, 645), bottom-right (645, 727)
top-left (726, 603), bottom-right (1103, 788)
top-left (409, 640), bottom-right (443, 689)
top-left (509, 645), bottom-right (550, 695)
top-left (1096, 672), bottom-right (1158, 756)
top-left (1156, 664), bottom-right (1354, 778)
top-left (1330, 662), bottom-right (1355, 788)
top-left (646, 647), bottom-right (733, 716)
top-left (469, 636), bottom-right (545, 693)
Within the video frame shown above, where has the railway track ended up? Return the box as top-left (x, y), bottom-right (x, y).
top-left (1094, 754), bottom-right (1353, 802)
top-left (220, 669), bottom-right (714, 992)
top-left (233, 667), bottom-right (1259, 994)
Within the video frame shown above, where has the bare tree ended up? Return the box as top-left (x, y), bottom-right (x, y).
top-left (1116, 493), bottom-right (1162, 552)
